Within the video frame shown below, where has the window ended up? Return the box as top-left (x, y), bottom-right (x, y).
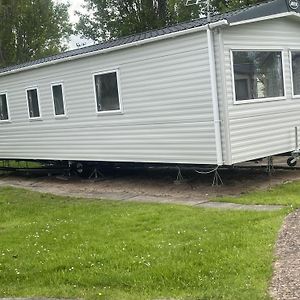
top-left (26, 88), bottom-right (40, 119)
top-left (52, 83), bottom-right (66, 116)
top-left (232, 51), bottom-right (285, 102)
top-left (291, 51), bottom-right (300, 96)
top-left (94, 71), bottom-right (121, 112)
top-left (0, 93), bottom-right (9, 121)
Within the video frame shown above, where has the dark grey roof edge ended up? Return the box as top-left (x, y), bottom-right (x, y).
top-left (0, 0), bottom-right (299, 75)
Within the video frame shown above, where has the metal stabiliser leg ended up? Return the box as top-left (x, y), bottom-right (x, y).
top-left (88, 167), bottom-right (105, 180)
top-left (212, 169), bottom-right (223, 186)
top-left (287, 126), bottom-right (300, 167)
top-left (266, 156), bottom-right (274, 175)
top-left (174, 167), bottom-right (185, 184)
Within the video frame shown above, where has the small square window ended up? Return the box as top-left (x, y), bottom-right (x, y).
top-left (94, 71), bottom-right (121, 112)
top-left (0, 93), bottom-right (9, 121)
top-left (26, 88), bottom-right (40, 118)
top-left (52, 84), bottom-right (66, 116)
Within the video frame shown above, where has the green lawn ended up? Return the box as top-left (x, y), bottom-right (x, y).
top-left (217, 180), bottom-right (300, 208)
top-left (0, 187), bottom-right (287, 300)
top-left (0, 160), bottom-right (42, 168)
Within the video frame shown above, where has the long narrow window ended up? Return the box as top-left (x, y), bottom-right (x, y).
top-left (26, 88), bottom-right (40, 118)
top-left (232, 51), bottom-right (284, 102)
top-left (292, 51), bottom-right (300, 96)
top-left (0, 93), bottom-right (9, 121)
top-left (52, 83), bottom-right (66, 116)
top-left (94, 71), bottom-right (121, 112)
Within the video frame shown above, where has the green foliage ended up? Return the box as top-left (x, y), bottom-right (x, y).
top-left (76, 0), bottom-right (267, 42)
top-left (0, 187), bottom-right (286, 299)
top-left (0, 0), bottom-right (72, 68)
top-left (76, 0), bottom-right (200, 41)
top-left (213, 0), bottom-right (266, 12)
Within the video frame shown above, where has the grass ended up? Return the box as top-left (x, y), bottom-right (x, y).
top-left (0, 160), bottom-right (42, 168)
top-left (217, 180), bottom-right (300, 208)
top-left (0, 187), bottom-right (287, 300)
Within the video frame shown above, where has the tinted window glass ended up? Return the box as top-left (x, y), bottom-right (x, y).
top-left (233, 51), bottom-right (284, 101)
top-left (52, 84), bottom-right (65, 115)
top-left (0, 94), bottom-right (9, 120)
top-left (292, 52), bottom-right (300, 96)
top-left (94, 72), bottom-right (120, 112)
top-left (27, 89), bottom-right (40, 118)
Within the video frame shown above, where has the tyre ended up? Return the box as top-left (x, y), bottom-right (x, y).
top-left (287, 157), bottom-right (297, 167)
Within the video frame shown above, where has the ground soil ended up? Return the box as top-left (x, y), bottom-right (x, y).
top-left (0, 158), bottom-right (299, 203)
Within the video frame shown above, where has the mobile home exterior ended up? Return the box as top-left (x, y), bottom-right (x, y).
top-left (0, 0), bottom-right (300, 167)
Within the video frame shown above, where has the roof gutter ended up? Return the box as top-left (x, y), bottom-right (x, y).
top-left (229, 11), bottom-right (300, 26)
top-left (0, 20), bottom-right (228, 77)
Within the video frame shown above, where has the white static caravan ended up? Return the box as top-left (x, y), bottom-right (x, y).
top-left (1, 0), bottom-right (300, 168)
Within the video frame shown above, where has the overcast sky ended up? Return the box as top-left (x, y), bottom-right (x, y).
top-left (54, 0), bottom-right (94, 49)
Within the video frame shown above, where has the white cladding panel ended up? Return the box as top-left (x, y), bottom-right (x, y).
top-left (222, 18), bottom-right (300, 164)
top-left (0, 32), bottom-right (217, 164)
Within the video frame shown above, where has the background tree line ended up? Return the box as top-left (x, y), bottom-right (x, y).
top-left (75, 0), bottom-right (265, 42)
top-left (0, 0), bottom-right (265, 68)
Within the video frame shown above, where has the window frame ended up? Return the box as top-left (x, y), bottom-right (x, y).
top-left (51, 81), bottom-right (67, 118)
top-left (289, 49), bottom-right (300, 99)
top-left (92, 69), bottom-right (123, 115)
top-left (25, 86), bottom-right (42, 120)
top-left (0, 91), bottom-right (11, 123)
top-left (230, 49), bottom-right (287, 105)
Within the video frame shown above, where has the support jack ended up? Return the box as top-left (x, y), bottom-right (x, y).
top-left (88, 167), bottom-right (105, 181)
top-left (266, 156), bottom-right (274, 175)
top-left (287, 126), bottom-right (300, 167)
top-left (174, 166), bottom-right (186, 185)
top-left (212, 169), bottom-right (223, 186)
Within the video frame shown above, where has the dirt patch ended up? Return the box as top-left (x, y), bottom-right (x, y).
top-left (0, 158), bottom-right (300, 203)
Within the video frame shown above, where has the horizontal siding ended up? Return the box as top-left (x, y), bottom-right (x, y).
top-left (0, 122), bottom-right (216, 163)
top-left (0, 32), bottom-right (217, 164)
top-left (222, 18), bottom-right (300, 163)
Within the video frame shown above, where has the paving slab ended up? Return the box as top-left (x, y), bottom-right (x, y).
top-left (0, 179), bottom-right (285, 211)
top-left (197, 201), bottom-right (284, 211)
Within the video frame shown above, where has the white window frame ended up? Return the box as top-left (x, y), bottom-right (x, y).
top-left (289, 49), bottom-right (300, 99)
top-left (0, 91), bottom-right (11, 123)
top-left (230, 49), bottom-right (287, 105)
top-left (51, 81), bottom-right (67, 118)
top-left (25, 86), bottom-right (42, 120)
top-left (92, 68), bottom-right (123, 115)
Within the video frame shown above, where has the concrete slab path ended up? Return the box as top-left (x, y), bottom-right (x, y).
top-left (0, 178), bottom-right (284, 211)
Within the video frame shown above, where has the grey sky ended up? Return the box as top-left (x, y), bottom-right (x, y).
top-left (54, 0), bottom-right (94, 49)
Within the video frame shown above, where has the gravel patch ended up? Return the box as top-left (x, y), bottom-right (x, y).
top-left (270, 209), bottom-right (300, 299)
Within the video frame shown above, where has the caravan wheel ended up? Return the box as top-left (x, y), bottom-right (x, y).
top-left (287, 157), bottom-right (297, 167)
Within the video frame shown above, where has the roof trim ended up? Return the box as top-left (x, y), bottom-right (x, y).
top-left (229, 11), bottom-right (300, 26)
top-left (0, 20), bottom-right (228, 78)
